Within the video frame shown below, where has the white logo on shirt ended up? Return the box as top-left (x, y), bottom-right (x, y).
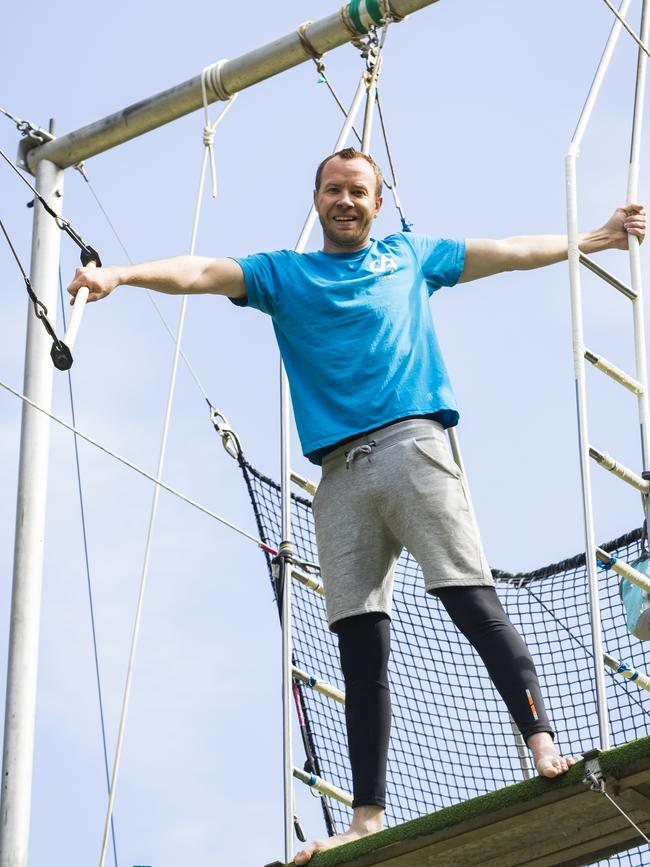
top-left (369, 254), bottom-right (398, 275)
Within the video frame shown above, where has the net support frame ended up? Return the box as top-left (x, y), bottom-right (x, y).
top-left (564, 0), bottom-right (649, 751)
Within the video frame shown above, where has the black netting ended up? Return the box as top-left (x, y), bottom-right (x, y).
top-left (238, 455), bottom-right (650, 865)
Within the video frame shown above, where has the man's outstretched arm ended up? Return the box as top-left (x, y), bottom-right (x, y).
top-left (67, 256), bottom-right (246, 303)
top-left (459, 205), bottom-right (646, 284)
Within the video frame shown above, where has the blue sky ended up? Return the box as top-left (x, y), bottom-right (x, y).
top-left (1, 1), bottom-right (649, 865)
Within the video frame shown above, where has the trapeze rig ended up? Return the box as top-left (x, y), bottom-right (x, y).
top-left (2, 1), bottom-right (650, 866)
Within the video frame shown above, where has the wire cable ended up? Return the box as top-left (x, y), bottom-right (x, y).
top-left (600, 789), bottom-right (650, 844)
top-left (601, 0), bottom-right (650, 59)
top-left (72, 166), bottom-right (214, 404)
top-left (97, 87), bottom-right (238, 867)
top-left (0, 146), bottom-right (101, 266)
top-left (57, 269), bottom-right (119, 867)
top-left (0, 376), bottom-right (264, 548)
top-left (0, 212), bottom-right (67, 355)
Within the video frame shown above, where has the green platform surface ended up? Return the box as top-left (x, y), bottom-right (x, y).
top-left (279, 737), bottom-right (650, 867)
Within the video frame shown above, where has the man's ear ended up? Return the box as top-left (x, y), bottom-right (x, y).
top-left (313, 189), bottom-right (319, 207)
top-left (375, 195), bottom-right (384, 216)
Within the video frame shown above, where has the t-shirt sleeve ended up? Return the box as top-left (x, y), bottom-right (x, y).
top-left (402, 233), bottom-right (466, 295)
top-left (229, 250), bottom-right (289, 315)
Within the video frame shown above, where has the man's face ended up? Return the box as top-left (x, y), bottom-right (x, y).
top-left (313, 157), bottom-right (383, 253)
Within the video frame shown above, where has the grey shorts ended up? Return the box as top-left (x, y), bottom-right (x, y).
top-left (312, 418), bottom-right (494, 629)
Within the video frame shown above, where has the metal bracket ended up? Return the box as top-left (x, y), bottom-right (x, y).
top-left (17, 126), bottom-right (55, 175)
top-left (583, 748), bottom-right (606, 793)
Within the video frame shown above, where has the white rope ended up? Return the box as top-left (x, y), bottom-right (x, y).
top-left (200, 67), bottom-right (238, 199)
top-left (75, 162), bottom-right (214, 404)
top-left (98, 88), bottom-right (237, 867)
top-left (0, 376), bottom-right (263, 546)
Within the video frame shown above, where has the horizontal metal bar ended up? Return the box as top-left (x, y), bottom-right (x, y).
top-left (293, 767), bottom-right (353, 806)
top-left (579, 253), bottom-right (637, 300)
top-left (290, 471), bottom-right (318, 497)
top-left (604, 652), bottom-right (650, 693)
top-left (584, 348), bottom-right (644, 395)
top-left (27, 0), bottom-right (439, 172)
top-left (292, 666), bottom-right (345, 703)
top-left (596, 547), bottom-right (650, 592)
top-left (589, 446), bottom-right (649, 493)
top-left (291, 567), bottom-right (325, 596)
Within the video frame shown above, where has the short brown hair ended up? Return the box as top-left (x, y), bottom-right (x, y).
top-left (315, 147), bottom-right (383, 197)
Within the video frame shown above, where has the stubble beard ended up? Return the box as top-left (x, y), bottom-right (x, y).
top-left (319, 212), bottom-right (373, 251)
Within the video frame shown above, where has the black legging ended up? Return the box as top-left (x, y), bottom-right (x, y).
top-left (336, 586), bottom-right (554, 808)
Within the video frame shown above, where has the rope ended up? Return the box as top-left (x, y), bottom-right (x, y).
top-left (0, 376), bottom-right (264, 547)
top-left (73, 163), bottom-right (214, 404)
top-left (200, 67), bottom-right (238, 199)
top-left (204, 59), bottom-right (234, 102)
top-left (97, 80), bottom-right (238, 867)
top-left (57, 269), bottom-right (119, 867)
top-left (297, 22), bottom-right (324, 66)
top-left (600, 0), bottom-right (650, 59)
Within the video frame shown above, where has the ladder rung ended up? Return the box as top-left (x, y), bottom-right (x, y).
top-left (584, 349), bottom-right (644, 395)
top-left (292, 666), bottom-right (345, 704)
top-left (291, 566), bottom-right (325, 596)
top-left (579, 253), bottom-right (637, 300)
top-left (589, 447), bottom-right (649, 494)
top-left (596, 547), bottom-right (650, 592)
top-left (603, 652), bottom-right (650, 693)
top-left (293, 767), bottom-right (353, 806)
top-left (290, 471), bottom-right (318, 497)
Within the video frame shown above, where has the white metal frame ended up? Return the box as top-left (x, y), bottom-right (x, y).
top-left (565, 0), bottom-right (650, 750)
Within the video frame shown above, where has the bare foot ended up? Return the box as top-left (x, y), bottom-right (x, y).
top-left (294, 805), bottom-right (384, 865)
top-left (528, 732), bottom-right (577, 778)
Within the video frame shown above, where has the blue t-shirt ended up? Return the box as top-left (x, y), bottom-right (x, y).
top-left (233, 232), bottom-right (465, 462)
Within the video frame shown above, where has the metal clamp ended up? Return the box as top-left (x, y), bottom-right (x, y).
top-left (583, 748), bottom-right (606, 793)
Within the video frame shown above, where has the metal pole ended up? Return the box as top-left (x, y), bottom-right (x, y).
top-left (566, 151), bottom-right (610, 751)
top-left (0, 158), bottom-right (64, 867)
top-left (571, 0), bottom-right (632, 151)
top-left (627, 0), bottom-right (650, 484)
top-left (279, 73), bottom-right (368, 863)
top-left (26, 0), bottom-right (440, 173)
top-left (562, 0), bottom-right (631, 754)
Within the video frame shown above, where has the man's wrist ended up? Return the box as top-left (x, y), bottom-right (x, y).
top-left (579, 227), bottom-right (611, 255)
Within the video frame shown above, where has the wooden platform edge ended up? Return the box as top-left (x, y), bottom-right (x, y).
top-left (277, 736), bottom-right (650, 867)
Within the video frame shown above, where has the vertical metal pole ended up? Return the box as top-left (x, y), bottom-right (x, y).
top-left (0, 158), bottom-right (63, 867)
top-left (561, 3), bottom-right (631, 753)
top-left (627, 0), bottom-right (650, 487)
top-left (566, 150), bottom-right (610, 750)
top-left (279, 74), bottom-right (368, 863)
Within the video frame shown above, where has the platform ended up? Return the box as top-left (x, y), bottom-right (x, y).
top-left (279, 737), bottom-right (650, 866)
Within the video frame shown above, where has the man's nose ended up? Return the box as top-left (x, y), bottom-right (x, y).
top-left (337, 190), bottom-right (353, 206)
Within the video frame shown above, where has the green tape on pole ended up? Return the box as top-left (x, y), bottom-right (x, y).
top-left (347, 0), bottom-right (368, 33)
top-left (366, 0), bottom-right (384, 24)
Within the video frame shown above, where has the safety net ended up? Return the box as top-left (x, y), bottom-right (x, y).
top-left (237, 454), bottom-right (650, 866)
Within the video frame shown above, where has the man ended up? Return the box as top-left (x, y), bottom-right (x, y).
top-left (68, 148), bottom-right (646, 864)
